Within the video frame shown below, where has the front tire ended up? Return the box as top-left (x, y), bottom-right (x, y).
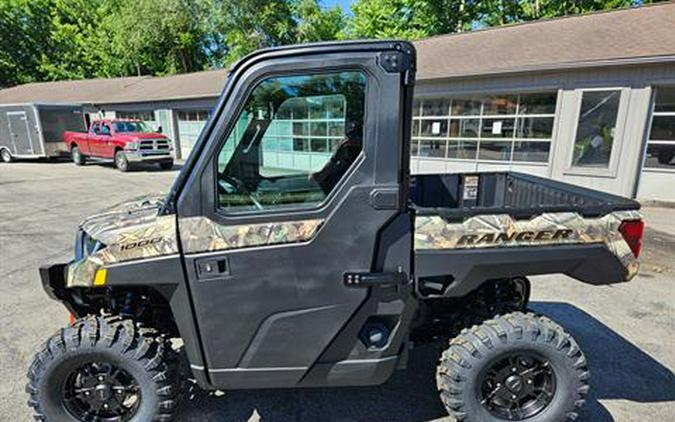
top-left (115, 150), bottom-right (131, 172)
top-left (437, 312), bottom-right (589, 422)
top-left (657, 150), bottom-right (674, 165)
top-left (159, 160), bottom-right (174, 170)
top-left (1, 148), bottom-right (13, 163)
top-left (26, 316), bottom-right (178, 421)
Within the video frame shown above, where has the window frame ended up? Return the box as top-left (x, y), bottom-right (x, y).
top-left (643, 85), bottom-right (675, 173)
top-left (212, 67), bottom-right (370, 219)
top-left (563, 87), bottom-right (630, 178)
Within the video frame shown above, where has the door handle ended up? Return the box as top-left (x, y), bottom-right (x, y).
top-left (195, 257), bottom-right (229, 280)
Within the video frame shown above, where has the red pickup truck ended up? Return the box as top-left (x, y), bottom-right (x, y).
top-left (64, 119), bottom-right (174, 171)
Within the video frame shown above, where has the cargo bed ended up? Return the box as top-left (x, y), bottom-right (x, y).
top-left (410, 172), bottom-right (642, 298)
top-left (410, 172), bottom-right (640, 220)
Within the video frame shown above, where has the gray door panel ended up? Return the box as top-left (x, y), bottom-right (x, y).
top-left (7, 112), bottom-right (34, 155)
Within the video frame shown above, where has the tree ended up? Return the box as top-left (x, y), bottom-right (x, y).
top-left (98, 0), bottom-right (209, 76)
top-left (0, 0), bottom-right (53, 86)
top-left (346, 0), bottom-right (438, 39)
top-left (294, 0), bottom-right (346, 43)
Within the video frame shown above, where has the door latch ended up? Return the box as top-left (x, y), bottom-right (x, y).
top-left (195, 258), bottom-right (229, 280)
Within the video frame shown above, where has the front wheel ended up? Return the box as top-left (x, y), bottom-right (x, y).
top-left (1, 148), bottom-right (13, 163)
top-left (437, 312), bottom-right (589, 422)
top-left (26, 316), bottom-right (178, 421)
top-left (115, 150), bottom-right (131, 172)
top-left (159, 160), bottom-right (174, 170)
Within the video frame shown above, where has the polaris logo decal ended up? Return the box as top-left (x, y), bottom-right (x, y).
top-left (457, 229), bottom-right (574, 246)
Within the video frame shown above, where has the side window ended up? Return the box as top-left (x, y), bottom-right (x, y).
top-left (216, 71), bottom-right (366, 213)
top-left (101, 124), bottom-right (111, 135)
top-left (92, 123), bottom-right (100, 135)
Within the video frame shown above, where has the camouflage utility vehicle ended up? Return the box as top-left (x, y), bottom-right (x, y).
top-left (29, 41), bottom-right (644, 422)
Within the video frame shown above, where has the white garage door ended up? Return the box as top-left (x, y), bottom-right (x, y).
top-left (177, 110), bottom-right (210, 159)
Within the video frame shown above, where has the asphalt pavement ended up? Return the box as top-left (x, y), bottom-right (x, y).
top-left (0, 160), bottom-right (673, 421)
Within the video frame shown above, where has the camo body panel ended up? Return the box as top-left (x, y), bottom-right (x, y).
top-left (68, 194), bottom-right (323, 286)
top-left (178, 217), bottom-right (323, 254)
top-left (414, 210), bottom-right (641, 278)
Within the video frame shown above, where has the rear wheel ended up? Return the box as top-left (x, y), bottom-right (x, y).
top-left (115, 150), bottom-right (131, 172)
top-left (71, 146), bottom-right (85, 166)
top-left (1, 148), bottom-right (13, 163)
top-left (437, 312), bottom-right (589, 422)
top-left (26, 315), bottom-right (178, 421)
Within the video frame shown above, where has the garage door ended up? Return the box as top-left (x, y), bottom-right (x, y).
top-left (177, 110), bottom-right (210, 159)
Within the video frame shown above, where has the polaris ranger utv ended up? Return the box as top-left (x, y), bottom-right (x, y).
top-left (28, 41), bottom-right (644, 422)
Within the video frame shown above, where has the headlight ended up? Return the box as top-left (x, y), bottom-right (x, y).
top-left (75, 230), bottom-right (104, 260)
top-left (125, 141), bottom-right (139, 151)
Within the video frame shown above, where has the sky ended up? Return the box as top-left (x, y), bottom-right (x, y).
top-left (322, 0), bottom-right (355, 13)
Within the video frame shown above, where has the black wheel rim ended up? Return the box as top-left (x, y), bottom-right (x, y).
top-left (62, 361), bottom-right (141, 422)
top-left (478, 351), bottom-right (556, 420)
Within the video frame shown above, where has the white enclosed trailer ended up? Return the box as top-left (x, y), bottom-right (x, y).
top-left (0, 103), bottom-right (86, 162)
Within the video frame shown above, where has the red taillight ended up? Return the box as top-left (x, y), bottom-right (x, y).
top-left (619, 219), bottom-right (644, 258)
top-left (69, 313), bottom-right (76, 325)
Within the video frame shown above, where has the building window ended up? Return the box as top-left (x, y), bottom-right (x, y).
top-left (116, 111), bottom-right (155, 122)
top-left (645, 86), bottom-right (675, 169)
top-left (571, 90), bottom-right (621, 168)
top-left (257, 94), bottom-right (348, 154)
top-left (177, 110), bottom-right (211, 121)
top-left (411, 92), bottom-right (557, 164)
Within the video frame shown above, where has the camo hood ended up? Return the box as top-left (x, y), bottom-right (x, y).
top-left (80, 194), bottom-right (168, 245)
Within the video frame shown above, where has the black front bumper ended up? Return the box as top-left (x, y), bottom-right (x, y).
top-left (39, 263), bottom-right (69, 301)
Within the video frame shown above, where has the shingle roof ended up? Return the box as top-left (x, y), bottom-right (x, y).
top-left (0, 69), bottom-right (228, 105)
top-left (415, 1), bottom-right (675, 80)
top-left (0, 3), bottom-right (673, 105)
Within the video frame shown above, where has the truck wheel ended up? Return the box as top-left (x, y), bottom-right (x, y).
top-left (159, 160), bottom-right (174, 170)
top-left (115, 150), bottom-right (131, 172)
top-left (1, 148), bottom-right (13, 163)
top-left (71, 146), bottom-right (85, 166)
top-left (657, 150), bottom-right (674, 165)
top-left (26, 315), bottom-right (178, 422)
top-left (437, 312), bottom-right (589, 422)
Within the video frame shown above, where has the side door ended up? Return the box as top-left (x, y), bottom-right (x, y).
top-left (175, 42), bottom-right (416, 389)
top-left (7, 111), bottom-right (35, 155)
top-left (97, 122), bottom-right (115, 158)
top-left (82, 122), bottom-right (99, 156)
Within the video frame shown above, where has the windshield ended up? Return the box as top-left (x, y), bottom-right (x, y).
top-left (112, 121), bottom-right (152, 133)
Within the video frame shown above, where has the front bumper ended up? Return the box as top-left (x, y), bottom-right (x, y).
top-left (124, 150), bottom-right (173, 163)
top-left (39, 263), bottom-right (68, 301)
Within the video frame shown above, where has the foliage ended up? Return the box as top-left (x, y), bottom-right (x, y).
top-left (0, 0), bottom-right (661, 88)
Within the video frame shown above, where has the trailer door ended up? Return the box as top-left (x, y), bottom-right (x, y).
top-left (7, 111), bottom-right (35, 155)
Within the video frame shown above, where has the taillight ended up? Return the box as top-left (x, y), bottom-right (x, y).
top-left (618, 219), bottom-right (644, 258)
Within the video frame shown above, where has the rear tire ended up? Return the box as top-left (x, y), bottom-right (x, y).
top-left (1, 148), bottom-right (13, 163)
top-left (26, 315), bottom-right (178, 421)
top-left (159, 160), bottom-right (174, 170)
top-left (114, 150), bottom-right (130, 172)
top-left (437, 312), bottom-right (589, 422)
top-left (71, 146), bottom-right (85, 166)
